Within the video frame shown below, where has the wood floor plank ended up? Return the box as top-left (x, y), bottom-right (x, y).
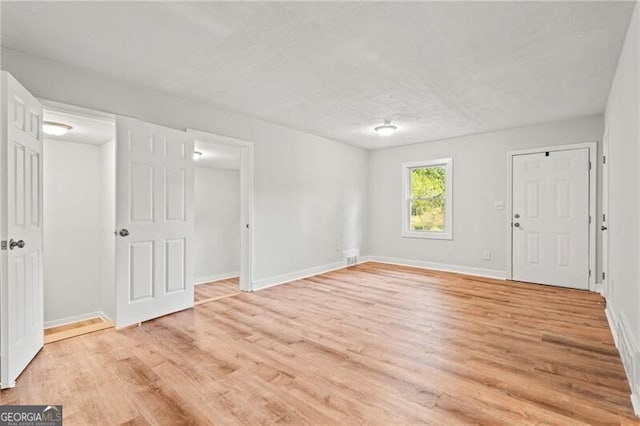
top-left (0, 262), bottom-right (637, 425)
top-left (44, 318), bottom-right (114, 344)
top-left (194, 277), bottom-right (240, 303)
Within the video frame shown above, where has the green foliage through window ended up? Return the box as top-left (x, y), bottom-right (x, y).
top-left (410, 166), bottom-right (445, 232)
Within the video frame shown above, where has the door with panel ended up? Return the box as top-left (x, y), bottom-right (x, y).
top-left (512, 149), bottom-right (590, 289)
top-left (115, 117), bottom-right (195, 327)
top-left (0, 72), bottom-right (44, 388)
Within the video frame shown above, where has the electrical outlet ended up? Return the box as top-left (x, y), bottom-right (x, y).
top-left (483, 250), bottom-right (491, 261)
top-left (494, 201), bottom-right (505, 210)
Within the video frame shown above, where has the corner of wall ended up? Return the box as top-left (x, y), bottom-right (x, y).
top-left (252, 261), bottom-right (347, 291)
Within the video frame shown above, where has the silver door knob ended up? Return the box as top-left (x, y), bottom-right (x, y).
top-left (514, 223), bottom-right (520, 228)
top-left (119, 229), bottom-right (130, 237)
top-left (9, 239), bottom-right (25, 249)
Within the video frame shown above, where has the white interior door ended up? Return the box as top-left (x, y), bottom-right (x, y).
top-left (115, 117), bottom-right (194, 328)
top-left (0, 72), bottom-right (44, 388)
top-left (512, 149), bottom-right (590, 289)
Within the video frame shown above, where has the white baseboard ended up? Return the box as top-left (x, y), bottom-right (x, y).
top-left (605, 306), bottom-right (618, 347)
top-left (605, 304), bottom-right (640, 417)
top-left (252, 260), bottom-right (358, 291)
top-left (366, 256), bottom-right (507, 280)
top-left (44, 310), bottom-right (110, 329)
top-left (251, 255), bottom-right (504, 292)
top-left (194, 271), bottom-right (240, 286)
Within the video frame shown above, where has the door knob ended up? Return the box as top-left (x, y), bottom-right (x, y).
top-left (513, 223), bottom-right (520, 228)
top-left (9, 239), bottom-right (25, 250)
top-left (601, 225), bottom-right (608, 231)
top-left (514, 213), bottom-right (520, 219)
top-left (119, 229), bottom-right (130, 237)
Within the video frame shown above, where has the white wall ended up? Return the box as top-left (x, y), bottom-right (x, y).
top-left (100, 139), bottom-right (116, 319)
top-left (367, 115), bottom-right (603, 278)
top-left (604, 3), bottom-right (640, 411)
top-left (1, 48), bottom-right (368, 287)
top-left (43, 139), bottom-right (103, 325)
top-left (194, 167), bottom-right (240, 283)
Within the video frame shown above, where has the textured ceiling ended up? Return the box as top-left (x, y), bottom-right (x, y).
top-left (1, 2), bottom-right (635, 149)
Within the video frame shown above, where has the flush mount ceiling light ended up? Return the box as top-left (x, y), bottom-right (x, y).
top-left (43, 121), bottom-right (73, 136)
top-left (193, 151), bottom-right (203, 160)
top-left (374, 120), bottom-right (397, 136)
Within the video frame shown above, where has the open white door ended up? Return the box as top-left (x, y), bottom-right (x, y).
top-left (0, 72), bottom-right (44, 388)
top-left (511, 148), bottom-right (590, 289)
top-left (115, 117), bottom-right (194, 327)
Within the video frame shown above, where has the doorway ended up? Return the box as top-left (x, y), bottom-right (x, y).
top-left (193, 140), bottom-right (244, 304)
top-left (507, 143), bottom-right (597, 290)
top-left (40, 103), bottom-right (116, 342)
top-left (188, 129), bottom-right (254, 296)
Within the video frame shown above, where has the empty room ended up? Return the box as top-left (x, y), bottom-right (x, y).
top-left (0, 1), bottom-right (639, 424)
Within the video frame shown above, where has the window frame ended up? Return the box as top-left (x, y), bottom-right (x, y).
top-left (401, 158), bottom-right (453, 240)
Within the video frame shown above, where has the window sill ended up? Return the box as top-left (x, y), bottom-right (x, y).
top-left (401, 231), bottom-right (452, 240)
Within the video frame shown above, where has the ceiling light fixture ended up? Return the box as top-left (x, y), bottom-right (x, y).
top-left (193, 151), bottom-right (203, 160)
top-left (374, 120), bottom-right (397, 136)
top-left (43, 121), bottom-right (73, 136)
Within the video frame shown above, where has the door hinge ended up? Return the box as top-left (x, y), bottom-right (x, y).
top-left (589, 161), bottom-right (592, 170)
top-left (603, 213), bottom-right (606, 222)
top-left (589, 215), bottom-right (592, 224)
top-left (603, 272), bottom-right (606, 280)
top-left (0, 240), bottom-right (6, 251)
top-left (589, 269), bottom-right (592, 277)
top-left (603, 155), bottom-right (606, 164)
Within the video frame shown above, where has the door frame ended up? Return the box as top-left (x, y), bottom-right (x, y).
top-left (186, 129), bottom-right (254, 292)
top-left (601, 127), bottom-right (609, 297)
top-left (506, 141), bottom-right (597, 291)
top-left (36, 99), bottom-right (118, 320)
top-left (38, 99), bottom-right (116, 123)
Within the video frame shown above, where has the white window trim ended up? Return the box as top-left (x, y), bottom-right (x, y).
top-left (401, 158), bottom-right (453, 240)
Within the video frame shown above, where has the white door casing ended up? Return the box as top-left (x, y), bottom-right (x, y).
top-left (186, 129), bottom-right (254, 292)
top-left (0, 72), bottom-right (44, 388)
top-left (602, 127), bottom-right (609, 297)
top-left (238, 144), bottom-right (254, 292)
top-left (511, 148), bottom-right (590, 289)
top-left (115, 117), bottom-right (194, 327)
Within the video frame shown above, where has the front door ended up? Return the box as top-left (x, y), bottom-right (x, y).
top-left (512, 148), bottom-right (590, 289)
top-left (0, 71), bottom-right (44, 388)
top-left (115, 117), bottom-right (195, 327)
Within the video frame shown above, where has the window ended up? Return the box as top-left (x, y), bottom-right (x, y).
top-left (402, 158), bottom-right (453, 239)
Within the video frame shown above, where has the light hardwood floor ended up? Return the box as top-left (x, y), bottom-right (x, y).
top-left (44, 317), bottom-right (114, 344)
top-left (1, 262), bottom-right (637, 424)
top-left (194, 277), bottom-right (241, 304)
